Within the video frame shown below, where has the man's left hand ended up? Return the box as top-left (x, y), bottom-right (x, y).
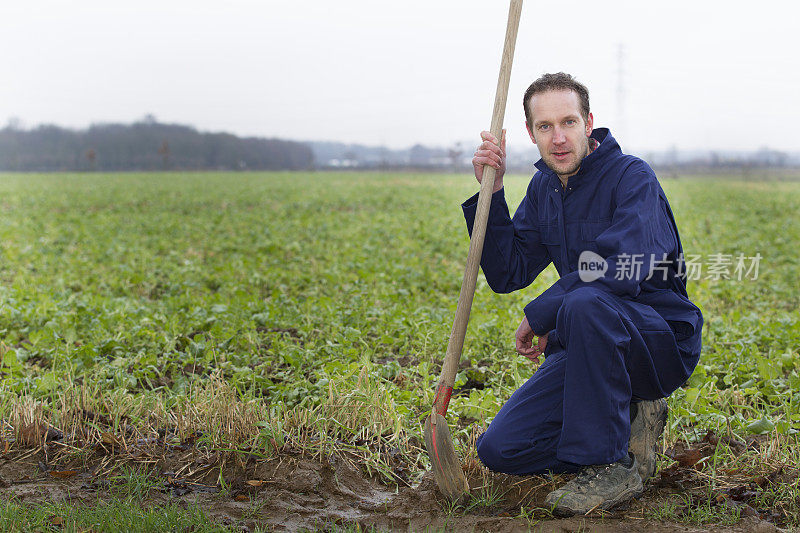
top-left (515, 315), bottom-right (548, 363)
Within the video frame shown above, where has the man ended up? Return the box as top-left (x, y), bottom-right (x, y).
top-left (463, 72), bottom-right (703, 514)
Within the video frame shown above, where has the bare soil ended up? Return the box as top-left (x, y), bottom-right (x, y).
top-left (0, 448), bottom-right (788, 532)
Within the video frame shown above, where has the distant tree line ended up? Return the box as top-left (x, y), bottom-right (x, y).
top-left (0, 117), bottom-right (313, 171)
top-left (4, 117), bottom-right (797, 174)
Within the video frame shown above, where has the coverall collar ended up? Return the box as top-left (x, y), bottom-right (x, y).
top-left (534, 128), bottom-right (619, 189)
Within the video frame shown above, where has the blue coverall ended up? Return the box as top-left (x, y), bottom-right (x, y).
top-left (462, 128), bottom-right (703, 474)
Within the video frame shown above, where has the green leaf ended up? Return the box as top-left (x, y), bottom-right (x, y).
top-left (684, 387), bottom-right (701, 406)
top-left (2, 350), bottom-right (21, 370)
top-left (756, 357), bottom-right (780, 380)
top-left (747, 416), bottom-right (775, 434)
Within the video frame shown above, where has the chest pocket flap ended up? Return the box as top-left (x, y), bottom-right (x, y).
top-left (540, 224), bottom-right (561, 245)
top-left (580, 220), bottom-right (612, 242)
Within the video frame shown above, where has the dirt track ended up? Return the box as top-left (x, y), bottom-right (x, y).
top-left (0, 450), bottom-right (786, 532)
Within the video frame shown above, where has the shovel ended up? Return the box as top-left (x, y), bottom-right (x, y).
top-left (423, 0), bottom-right (523, 501)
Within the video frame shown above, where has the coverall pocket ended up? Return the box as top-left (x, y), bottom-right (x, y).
top-left (576, 220), bottom-right (611, 258)
top-left (540, 225), bottom-right (561, 259)
top-left (633, 328), bottom-right (688, 398)
top-left (666, 320), bottom-right (694, 342)
top-left (634, 289), bottom-right (702, 343)
top-left (579, 220), bottom-right (612, 242)
top-left (540, 225), bottom-right (560, 245)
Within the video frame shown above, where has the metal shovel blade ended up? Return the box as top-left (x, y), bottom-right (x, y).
top-left (423, 412), bottom-right (469, 500)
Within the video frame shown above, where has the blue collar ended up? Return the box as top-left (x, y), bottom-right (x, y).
top-left (534, 128), bottom-right (619, 183)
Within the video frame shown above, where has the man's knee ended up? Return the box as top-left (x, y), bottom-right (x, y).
top-left (477, 429), bottom-right (550, 474)
top-left (561, 286), bottom-right (610, 321)
top-left (476, 431), bottom-right (507, 472)
top-left (477, 429), bottom-right (577, 475)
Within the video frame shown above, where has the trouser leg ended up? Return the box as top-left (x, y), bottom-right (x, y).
top-left (477, 286), bottom-right (687, 474)
top-left (476, 350), bottom-right (580, 475)
top-left (554, 286), bottom-right (683, 466)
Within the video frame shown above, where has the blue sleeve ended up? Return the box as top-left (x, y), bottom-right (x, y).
top-left (462, 186), bottom-right (552, 294)
top-left (524, 164), bottom-right (676, 335)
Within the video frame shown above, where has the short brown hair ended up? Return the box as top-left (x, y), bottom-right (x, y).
top-left (523, 72), bottom-right (590, 128)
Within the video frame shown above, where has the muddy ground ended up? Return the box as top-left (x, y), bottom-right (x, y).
top-left (0, 447), bottom-right (789, 533)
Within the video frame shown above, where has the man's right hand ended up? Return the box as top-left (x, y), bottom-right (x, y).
top-left (515, 315), bottom-right (547, 364)
top-left (472, 129), bottom-right (506, 193)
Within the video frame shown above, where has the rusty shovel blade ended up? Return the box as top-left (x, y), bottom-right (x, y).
top-left (423, 412), bottom-right (469, 501)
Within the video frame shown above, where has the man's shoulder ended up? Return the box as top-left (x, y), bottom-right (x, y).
top-left (605, 148), bottom-right (653, 173)
top-left (525, 170), bottom-right (551, 197)
top-left (607, 154), bottom-right (671, 204)
top-left (605, 152), bottom-right (658, 186)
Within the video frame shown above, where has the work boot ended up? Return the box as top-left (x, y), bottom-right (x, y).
top-left (628, 398), bottom-right (668, 481)
top-left (544, 453), bottom-right (643, 515)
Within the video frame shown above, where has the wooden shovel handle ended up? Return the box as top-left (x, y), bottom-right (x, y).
top-left (433, 0), bottom-right (523, 416)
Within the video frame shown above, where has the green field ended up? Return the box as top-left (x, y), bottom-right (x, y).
top-left (0, 171), bottom-right (799, 530)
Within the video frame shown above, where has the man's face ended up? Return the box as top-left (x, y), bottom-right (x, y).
top-left (525, 89), bottom-right (594, 179)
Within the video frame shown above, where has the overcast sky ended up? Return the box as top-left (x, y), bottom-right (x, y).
top-left (2, 1), bottom-right (799, 153)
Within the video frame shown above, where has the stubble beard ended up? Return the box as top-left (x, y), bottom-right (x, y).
top-left (551, 157), bottom-right (582, 179)
top-left (545, 136), bottom-right (590, 181)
